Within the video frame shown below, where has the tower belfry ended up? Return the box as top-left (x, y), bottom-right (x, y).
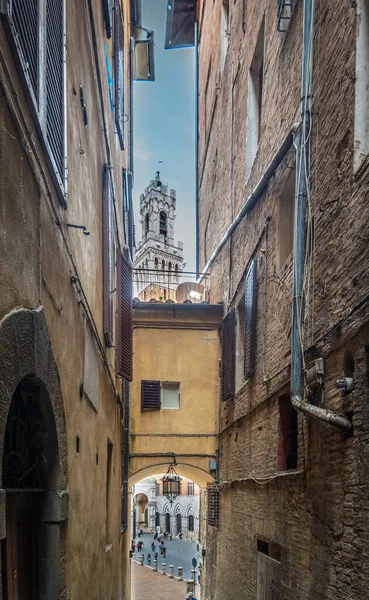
top-left (134, 173), bottom-right (184, 301)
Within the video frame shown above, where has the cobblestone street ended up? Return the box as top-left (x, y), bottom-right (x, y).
top-left (131, 562), bottom-right (190, 600)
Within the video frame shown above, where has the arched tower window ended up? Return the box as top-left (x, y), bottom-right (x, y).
top-left (162, 260), bottom-right (165, 270)
top-left (145, 213), bottom-right (150, 235)
top-left (154, 257), bottom-right (158, 269)
top-left (188, 515), bottom-right (194, 531)
top-left (160, 211), bottom-right (167, 238)
top-left (168, 262), bottom-right (172, 270)
top-left (175, 264), bottom-right (178, 272)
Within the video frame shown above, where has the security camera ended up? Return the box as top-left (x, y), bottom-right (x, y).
top-left (335, 378), bottom-right (354, 392)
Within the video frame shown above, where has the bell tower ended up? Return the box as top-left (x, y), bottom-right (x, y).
top-left (134, 172), bottom-right (184, 301)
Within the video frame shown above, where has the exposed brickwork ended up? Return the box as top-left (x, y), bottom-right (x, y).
top-left (198, 0), bottom-right (369, 599)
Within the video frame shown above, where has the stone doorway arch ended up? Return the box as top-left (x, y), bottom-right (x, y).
top-left (0, 307), bottom-right (68, 600)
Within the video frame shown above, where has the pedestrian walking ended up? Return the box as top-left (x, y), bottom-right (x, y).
top-left (162, 546), bottom-right (166, 558)
top-left (147, 553), bottom-right (151, 565)
top-left (151, 542), bottom-right (155, 552)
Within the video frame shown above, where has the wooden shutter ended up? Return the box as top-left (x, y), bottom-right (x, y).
top-left (207, 485), bottom-right (220, 528)
top-left (114, 0), bottom-right (125, 149)
top-left (221, 308), bottom-right (235, 401)
top-left (103, 164), bottom-right (114, 347)
top-left (102, 0), bottom-right (112, 38)
top-left (244, 259), bottom-right (257, 379)
top-left (141, 380), bottom-right (161, 410)
top-left (46, 0), bottom-right (65, 183)
top-left (116, 249), bottom-right (133, 381)
top-left (10, 0), bottom-right (39, 99)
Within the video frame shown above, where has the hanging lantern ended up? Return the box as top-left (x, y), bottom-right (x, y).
top-left (162, 463), bottom-right (181, 504)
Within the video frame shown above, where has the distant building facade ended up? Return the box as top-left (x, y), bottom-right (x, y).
top-left (132, 476), bottom-right (200, 541)
top-left (134, 172), bottom-right (184, 301)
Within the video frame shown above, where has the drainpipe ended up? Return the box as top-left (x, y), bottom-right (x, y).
top-left (195, 21), bottom-right (200, 279)
top-left (121, 379), bottom-right (130, 533)
top-left (290, 0), bottom-right (352, 434)
top-left (130, 36), bottom-right (135, 186)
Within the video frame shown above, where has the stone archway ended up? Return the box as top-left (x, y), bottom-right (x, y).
top-left (0, 307), bottom-right (68, 600)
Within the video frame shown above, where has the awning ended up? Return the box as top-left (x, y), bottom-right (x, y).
top-left (165, 0), bottom-right (197, 50)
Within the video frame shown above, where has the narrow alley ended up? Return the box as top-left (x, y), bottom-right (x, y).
top-left (1, 0), bottom-right (369, 599)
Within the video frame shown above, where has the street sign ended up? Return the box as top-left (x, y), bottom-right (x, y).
top-left (192, 558), bottom-right (197, 568)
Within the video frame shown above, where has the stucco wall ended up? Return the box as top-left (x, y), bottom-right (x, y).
top-left (0, 1), bottom-right (132, 598)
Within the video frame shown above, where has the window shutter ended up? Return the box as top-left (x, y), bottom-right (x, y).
top-left (114, 0), bottom-right (125, 149)
top-left (102, 0), bottom-right (112, 38)
top-left (221, 308), bottom-right (235, 401)
top-left (244, 259), bottom-right (257, 379)
top-left (103, 164), bottom-right (114, 347)
top-left (46, 0), bottom-right (65, 184)
top-left (207, 485), bottom-right (220, 528)
top-left (141, 380), bottom-right (161, 410)
top-left (10, 0), bottom-right (39, 100)
top-left (116, 248), bottom-right (133, 381)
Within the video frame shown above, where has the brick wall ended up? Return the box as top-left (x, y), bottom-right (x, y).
top-left (198, 0), bottom-right (369, 598)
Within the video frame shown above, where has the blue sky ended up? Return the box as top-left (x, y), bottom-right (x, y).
top-left (133, 0), bottom-right (196, 270)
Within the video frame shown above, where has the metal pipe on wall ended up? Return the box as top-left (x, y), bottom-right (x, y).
top-left (290, 0), bottom-right (352, 434)
top-left (195, 21), bottom-right (200, 279)
top-left (121, 379), bottom-right (130, 533)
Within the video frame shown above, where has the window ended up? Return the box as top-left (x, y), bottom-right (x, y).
top-left (114, 0), bottom-right (125, 149)
top-left (244, 259), bottom-right (257, 379)
top-left (116, 249), bottom-right (133, 381)
top-left (187, 482), bottom-right (194, 495)
top-left (221, 0), bottom-right (229, 74)
top-left (106, 440), bottom-right (113, 545)
top-left (246, 17), bottom-right (265, 179)
top-left (354, 0), bottom-right (369, 171)
top-left (1, 0), bottom-right (66, 204)
top-left (277, 0), bottom-right (294, 32)
top-left (145, 213), bottom-right (150, 235)
top-left (188, 514), bottom-right (194, 531)
top-left (165, 512), bottom-right (171, 532)
top-left (160, 211), bottom-right (168, 238)
top-left (221, 309), bottom-right (236, 401)
top-left (141, 380), bottom-right (161, 410)
top-left (162, 260), bottom-right (165, 270)
top-left (257, 539), bottom-right (281, 597)
top-left (103, 164), bottom-right (115, 347)
top-left (155, 512), bottom-right (160, 527)
top-left (176, 513), bottom-right (182, 533)
top-left (162, 382), bottom-right (180, 409)
top-left (207, 485), bottom-right (220, 527)
top-left (278, 396), bottom-right (298, 470)
top-left (155, 256), bottom-right (158, 269)
top-left (278, 168), bottom-right (295, 269)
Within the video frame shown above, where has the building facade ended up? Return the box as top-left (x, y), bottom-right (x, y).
top-left (0, 1), bottom-right (152, 598)
top-left (134, 172), bottom-right (184, 301)
top-left (131, 475), bottom-right (200, 540)
top-left (191, 0), bottom-right (369, 599)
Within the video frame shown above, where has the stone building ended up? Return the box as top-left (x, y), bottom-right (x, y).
top-left (134, 172), bottom-right (184, 301)
top-left (0, 1), bottom-right (153, 598)
top-left (166, 0), bottom-right (369, 599)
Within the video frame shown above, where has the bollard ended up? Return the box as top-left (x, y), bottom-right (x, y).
top-left (140, 554), bottom-right (144, 566)
top-left (161, 563), bottom-right (166, 575)
top-left (153, 560), bottom-right (157, 572)
top-left (191, 569), bottom-right (196, 583)
top-left (177, 566), bottom-right (183, 581)
top-left (169, 565), bottom-right (174, 578)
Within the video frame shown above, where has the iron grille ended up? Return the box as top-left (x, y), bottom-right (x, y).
top-left (46, 0), bottom-right (64, 180)
top-left (277, 0), bottom-right (293, 32)
top-left (244, 259), bottom-right (257, 379)
top-left (114, 0), bottom-right (125, 149)
top-left (12, 0), bottom-right (39, 99)
top-left (117, 249), bottom-right (133, 381)
top-left (207, 486), bottom-right (220, 528)
top-left (221, 308), bottom-right (235, 401)
top-left (141, 380), bottom-right (161, 410)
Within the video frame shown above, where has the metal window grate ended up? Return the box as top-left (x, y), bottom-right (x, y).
top-left (12, 0), bottom-right (39, 99)
top-left (46, 0), bottom-right (64, 180)
top-left (277, 0), bottom-right (293, 32)
top-left (207, 486), bottom-right (220, 528)
top-left (221, 308), bottom-right (235, 401)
